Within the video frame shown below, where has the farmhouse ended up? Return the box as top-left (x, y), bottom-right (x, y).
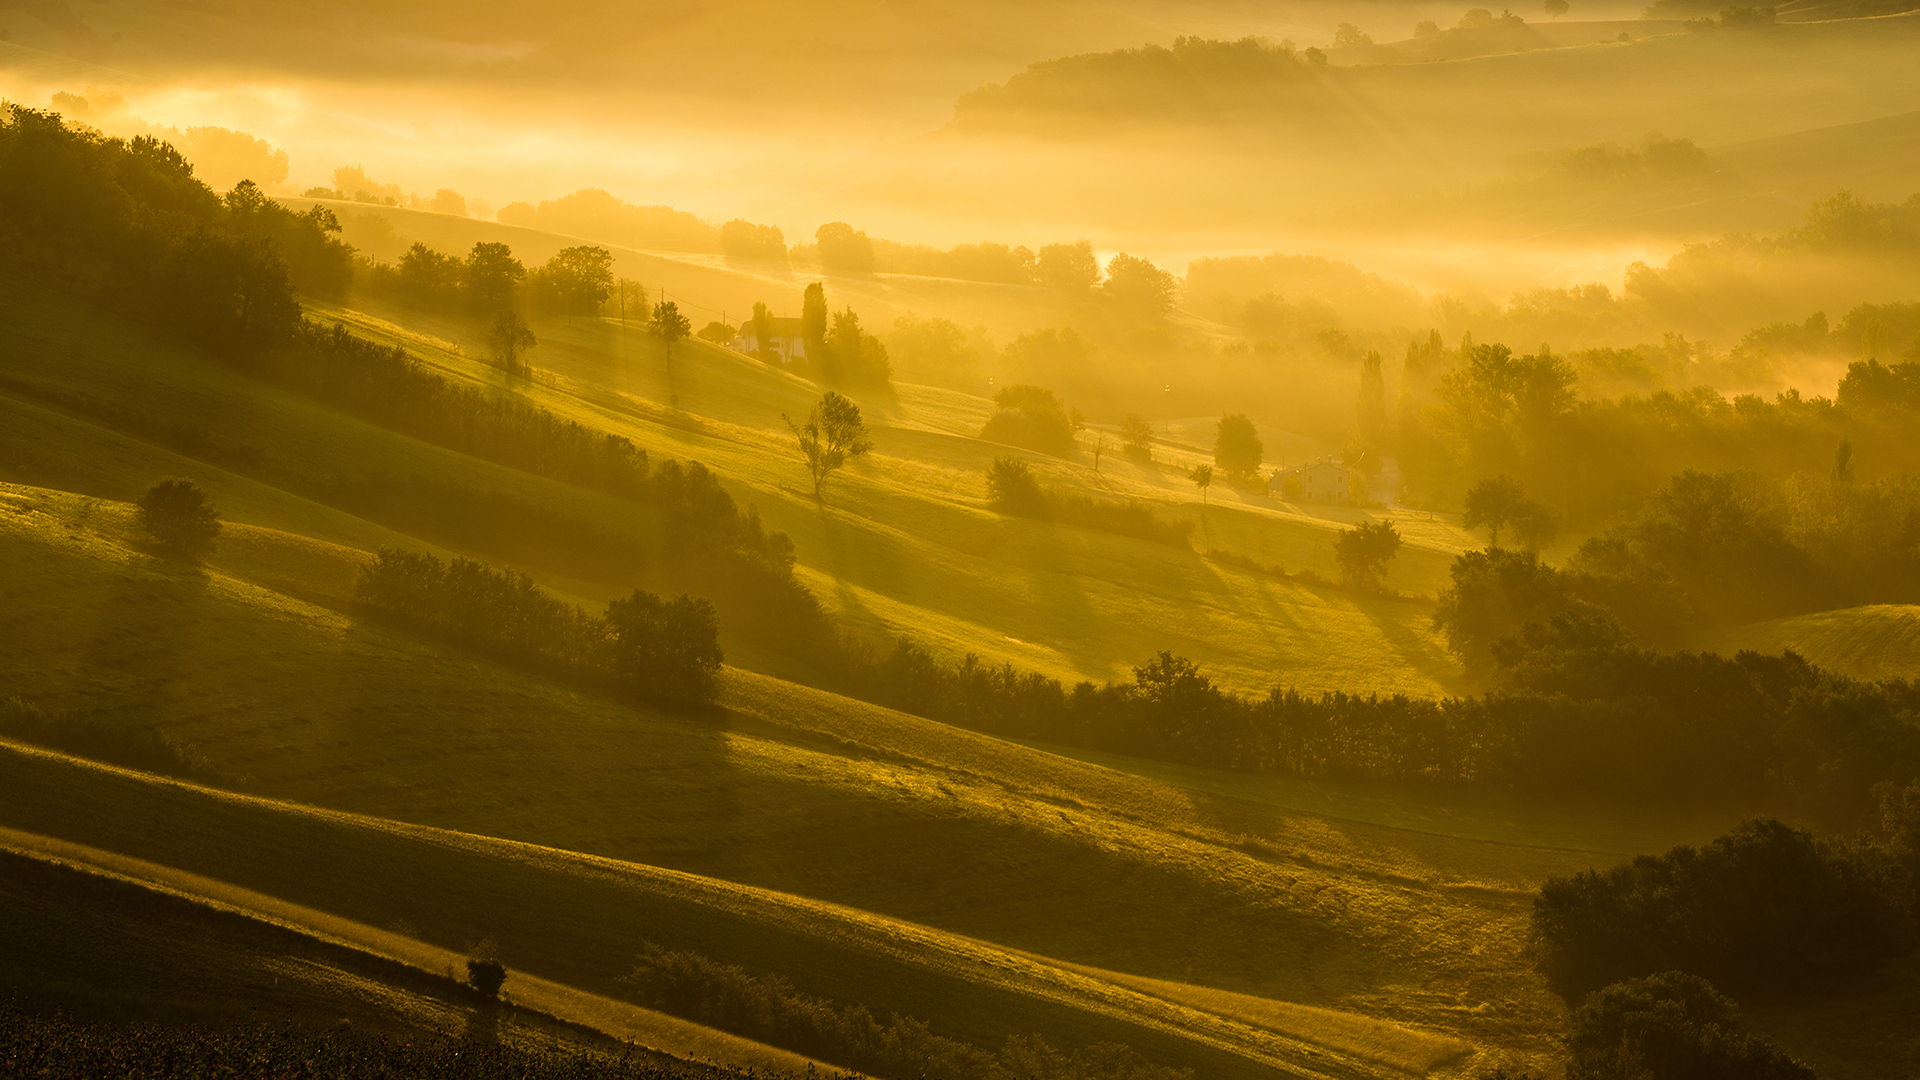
top-left (728, 317), bottom-right (809, 363)
top-left (1269, 458), bottom-right (1352, 504)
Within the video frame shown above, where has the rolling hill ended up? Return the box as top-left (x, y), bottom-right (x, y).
top-left (0, 265), bottom-right (1469, 697)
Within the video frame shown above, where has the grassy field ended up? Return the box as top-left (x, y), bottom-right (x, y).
top-left (0, 830), bottom-right (841, 1074)
top-left (2, 233), bottom-right (1887, 1076)
top-left (0, 740), bottom-right (1552, 1079)
top-left (0, 267), bottom-right (1469, 696)
top-left (1712, 604), bottom-right (1920, 683)
top-left (0, 475), bottom-right (1682, 1076)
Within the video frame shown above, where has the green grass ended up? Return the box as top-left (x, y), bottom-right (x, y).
top-left (0, 477), bottom-right (1651, 1076)
top-left (0, 833), bottom-right (842, 1075)
top-left (0, 740), bottom-right (1531, 1080)
top-left (0, 266), bottom-right (1467, 696)
top-left (1711, 604), bottom-right (1920, 683)
top-left (315, 290), bottom-right (1471, 697)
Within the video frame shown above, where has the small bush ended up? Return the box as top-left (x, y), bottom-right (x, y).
top-left (466, 958), bottom-right (507, 999)
top-left (986, 456), bottom-right (1050, 518)
top-left (136, 479), bottom-right (222, 559)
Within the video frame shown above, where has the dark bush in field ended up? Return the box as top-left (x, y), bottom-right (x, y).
top-left (466, 958), bottom-right (508, 999)
top-left (986, 456), bottom-right (1050, 518)
top-left (1533, 820), bottom-right (1916, 1002)
top-left (1565, 972), bottom-right (1815, 1080)
top-left (135, 479), bottom-right (222, 559)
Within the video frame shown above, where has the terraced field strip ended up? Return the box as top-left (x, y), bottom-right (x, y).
top-left (0, 823), bottom-right (835, 1076)
top-left (1034, 956), bottom-right (1469, 1077)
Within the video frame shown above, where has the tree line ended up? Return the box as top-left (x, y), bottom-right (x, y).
top-left (355, 548), bottom-right (722, 708)
top-left (817, 612), bottom-right (1920, 830)
top-left (0, 105), bottom-right (352, 356)
top-left (1520, 805), bottom-right (1920, 1078)
top-left (0, 106), bottom-right (828, 677)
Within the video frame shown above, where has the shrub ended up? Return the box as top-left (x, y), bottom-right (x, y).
top-left (986, 456), bottom-right (1049, 518)
top-left (136, 479), bottom-right (223, 559)
top-left (466, 958), bottom-right (507, 999)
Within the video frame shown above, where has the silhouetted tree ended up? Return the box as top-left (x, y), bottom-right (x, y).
top-left (1190, 463), bottom-right (1214, 507)
top-left (1035, 240), bottom-right (1100, 292)
top-left (1464, 475), bottom-right (1545, 548)
top-left (987, 456), bottom-right (1049, 518)
top-left (1358, 350), bottom-right (1388, 449)
top-left (1102, 253), bottom-right (1178, 317)
top-left (604, 590), bottom-right (723, 706)
top-left (1534, 818), bottom-right (1915, 1001)
top-left (399, 242), bottom-right (465, 309)
top-left (536, 245), bottom-right (614, 315)
top-left (136, 479), bottom-right (222, 559)
top-left (649, 300), bottom-right (691, 358)
top-left (464, 241), bottom-right (525, 313)
top-left (721, 219), bottom-right (786, 261)
top-left (1120, 413), bottom-right (1154, 463)
top-left (1565, 972), bottom-right (1814, 1080)
top-left (1544, 0), bottom-right (1569, 18)
top-left (1213, 413), bottom-right (1263, 479)
top-left (814, 222), bottom-right (875, 273)
top-left (1335, 520), bottom-right (1403, 590)
top-left (1432, 547), bottom-right (1568, 672)
top-left (1833, 437), bottom-right (1855, 483)
top-left (801, 283), bottom-right (828, 368)
top-left (822, 307), bottom-right (893, 390)
top-left (786, 391), bottom-right (872, 502)
top-left (485, 310), bottom-right (536, 374)
top-left (1333, 22), bottom-right (1373, 45)
top-left (466, 958), bottom-right (507, 999)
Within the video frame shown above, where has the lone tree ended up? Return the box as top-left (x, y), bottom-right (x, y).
top-left (466, 958), bottom-right (507, 999)
top-left (649, 300), bottom-right (691, 358)
top-left (1463, 475), bottom-right (1558, 549)
top-left (1334, 520), bottom-right (1403, 590)
top-left (1190, 463), bottom-right (1214, 506)
top-left (1120, 413), bottom-right (1155, 463)
top-left (485, 310), bottom-right (536, 374)
top-left (986, 456), bottom-right (1049, 518)
top-left (1213, 413), bottom-right (1263, 480)
top-left (785, 391), bottom-right (872, 502)
top-left (137, 479), bottom-right (222, 559)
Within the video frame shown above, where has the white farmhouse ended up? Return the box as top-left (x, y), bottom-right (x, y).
top-left (728, 317), bottom-right (809, 364)
top-left (1269, 458), bottom-right (1352, 504)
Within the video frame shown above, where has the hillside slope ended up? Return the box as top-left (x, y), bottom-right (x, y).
top-left (0, 267), bottom-right (1466, 696)
top-left (0, 834), bottom-right (819, 1074)
top-left (0, 475), bottom-right (1692, 1076)
top-left (0, 741), bottom-right (1505, 1079)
